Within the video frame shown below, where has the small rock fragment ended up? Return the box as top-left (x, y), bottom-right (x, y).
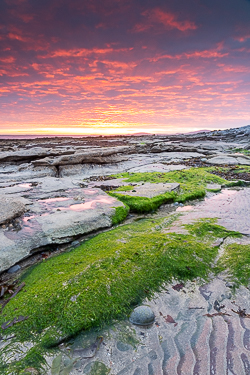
top-left (71, 240), bottom-right (80, 247)
top-left (7, 265), bottom-right (21, 274)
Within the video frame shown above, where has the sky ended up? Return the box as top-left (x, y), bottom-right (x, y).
top-left (1, 0), bottom-right (250, 135)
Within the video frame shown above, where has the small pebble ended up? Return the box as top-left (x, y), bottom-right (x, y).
top-left (7, 265), bottom-right (21, 274)
top-left (129, 306), bottom-right (155, 326)
top-left (71, 240), bottom-right (80, 247)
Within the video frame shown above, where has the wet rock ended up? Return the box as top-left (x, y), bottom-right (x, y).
top-left (71, 240), bottom-right (80, 247)
top-left (206, 183), bottom-right (221, 191)
top-left (129, 306), bottom-right (155, 326)
top-left (84, 361), bottom-right (110, 374)
top-left (168, 188), bottom-right (250, 235)
top-left (0, 187), bottom-right (126, 272)
top-left (127, 163), bottom-right (188, 173)
top-left (114, 182), bottom-right (179, 198)
top-left (226, 282), bottom-right (235, 288)
top-left (0, 195), bottom-right (26, 224)
top-left (7, 264), bottom-right (21, 273)
top-left (117, 341), bottom-right (133, 351)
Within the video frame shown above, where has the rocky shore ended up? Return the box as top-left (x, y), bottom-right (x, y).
top-left (1, 125), bottom-right (250, 375)
top-left (1, 125), bottom-right (250, 274)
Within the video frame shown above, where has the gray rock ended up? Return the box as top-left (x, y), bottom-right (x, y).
top-left (127, 163), bottom-right (187, 173)
top-left (117, 341), bottom-right (133, 351)
top-left (71, 240), bottom-right (80, 247)
top-left (207, 154), bottom-right (250, 166)
top-left (0, 147), bottom-right (74, 163)
top-left (7, 264), bottom-right (21, 273)
top-left (0, 165), bottom-right (57, 184)
top-left (129, 306), bottom-right (155, 326)
top-left (206, 183), bottom-right (221, 191)
top-left (0, 186), bottom-right (126, 272)
top-left (0, 195), bottom-right (26, 224)
top-left (114, 182), bottom-right (179, 198)
top-left (32, 146), bottom-right (132, 166)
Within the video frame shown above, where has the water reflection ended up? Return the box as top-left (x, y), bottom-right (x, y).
top-left (70, 196), bottom-right (116, 211)
top-left (176, 205), bottom-right (193, 212)
top-left (18, 183), bottom-right (32, 188)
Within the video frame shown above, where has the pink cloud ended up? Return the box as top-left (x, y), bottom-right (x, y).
top-left (133, 8), bottom-right (197, 33)
top-left (151, 9), bottom-right (197, 31)
top-left (235, 34), bottom-right (250, 42)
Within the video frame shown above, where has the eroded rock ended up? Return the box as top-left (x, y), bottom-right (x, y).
top-left (0, 185), bottom-right (126, 272)
top-left (0, 195), bottom-right (26, 224)
top-left (114, 182), bottom-right (179, 198)
top-left (207, 154), bottom-right (250, 166)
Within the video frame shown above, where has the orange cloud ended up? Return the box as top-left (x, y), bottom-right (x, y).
top-left (150, 9), bottom-right (197, 31)
top-left (8, 32), bottom-right (30, 42)
top-left (133, 8), bottom-right (197, 33)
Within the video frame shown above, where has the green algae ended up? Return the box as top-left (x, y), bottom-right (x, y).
top-left (231, 148), bottom-right (250, 156)
top-left (109, 191), bottom-right (176, 213)
top-left (184, 218), bottom-right (242, 239)
top-left (109, 168), bottom-right (234, 213)
top-left (0, 217), bottom-right (242, 374)
top-left (85, 361), bottom-right (110, 375)
top-left (111, 204), bottom-right (130, 225)
top-left (116, 322), bottom-right (139, 349)
top-left (217, 243), bottom-right (250, 286)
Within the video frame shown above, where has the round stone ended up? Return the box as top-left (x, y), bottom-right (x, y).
top-left (129, 306), bottom-right (155, 326)
top-left (7, 264), bottom-right (21, 274)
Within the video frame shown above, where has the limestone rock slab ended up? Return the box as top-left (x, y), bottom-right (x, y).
top-left (207, 154), bottom-right (250, 166)
top-left (0, 187), bottom-right (125, 272)
top-left (0, 195), bottom-right (26, 224)
top-left (114, 182), bottom-right (180, 198)
top-left (170, 187), bottom-right (250, 235)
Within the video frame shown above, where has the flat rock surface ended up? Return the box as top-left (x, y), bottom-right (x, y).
top-left (170, 188), bottom-right (250, 235)
top-left (0, 179), bottom-right (124, 272)
top-left (207, 154), bottom-right (250, 165)
top-left (127, 163), bottom-right (187, 173)
top-left (58, 155), bottom-right (192, 179)
top-left (114, 182), bottom-right (180, 198)
top-left (45, 276), bottom-right (250, 375)
top-left (1, 128), bottom-right (250, 374)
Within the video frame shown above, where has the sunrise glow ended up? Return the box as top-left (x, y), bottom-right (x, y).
top-left (1, 0), bottom-right (250, 135)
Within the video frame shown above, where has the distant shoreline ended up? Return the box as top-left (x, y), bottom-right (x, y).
top-left (0, 130), bottom-right (213, 139)
top-left (0, 134), bottom-right (103, 139)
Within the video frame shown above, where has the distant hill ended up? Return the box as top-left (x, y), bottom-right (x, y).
top-left (185, 129), bottom-right (211, 134)
top-left (129, 132), bottom-right (152, 136)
